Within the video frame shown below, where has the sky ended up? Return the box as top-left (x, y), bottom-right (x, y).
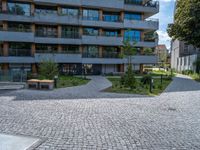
top-left (152, 0), bottom-right (176, 49)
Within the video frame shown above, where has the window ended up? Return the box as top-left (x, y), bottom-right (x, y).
top-left (103, 30), bottom-right (119, 37)
top-left (62, 26), bottom-right (80, 39)
top-left (8, 42), bottom-right (31, 56)
top-left (7, 2), bottom-right (31, 16)
top-left (83, 46), bottom-right (99, 58)
top-left (35, 5), bottom-right (57, 15)
top-left (8, 22), bottom-right (31, 32)
top-left (36, 44), bottom-right (58, 53)
top-left (83, 28), bottom-right (99, 36)
top-left (124, 30), bottom-right (141, 41)
top-left (61, 7), bottom-right (79, 17)
top-left (102, 47), bottom-right (120, 58)
top-left (83, 9), bottom-right (99, 21)
top-left (124, 12), bottom-right (142, 20)
top-left (36, 25), bottom-right (57, 37)
top-left (103, 12), bottom-right (120, 22)
top-left (62, 45), bottom-right (79, 54)
top-left (124, 0), bottom-right (143, 5)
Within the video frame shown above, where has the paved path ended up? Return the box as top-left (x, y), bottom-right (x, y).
top-left (0, 75), bottom-right (200, 149)
top-left (0, 76), bottom-right (145, 100)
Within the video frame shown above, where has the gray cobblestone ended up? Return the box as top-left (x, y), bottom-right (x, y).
top-left (0, 75), bottom-right (200, 149)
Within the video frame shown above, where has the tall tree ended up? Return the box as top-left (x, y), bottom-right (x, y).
top-left (167, 0), bottom-right (200, 48)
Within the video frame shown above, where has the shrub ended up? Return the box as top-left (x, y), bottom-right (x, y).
top-left (123, 65), bottom-right (136, 89)
top-left (141, 75), bottom-right (152, 85)
top-left (39, 60), bottom-right (59, 80)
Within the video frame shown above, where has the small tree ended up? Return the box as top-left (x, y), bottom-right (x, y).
top-left (121, 40), bottom-right (137, 89)
top-left (39, 59), bottom-right (59, 80)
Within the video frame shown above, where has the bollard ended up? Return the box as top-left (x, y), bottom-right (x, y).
top-left (54, 75), bottom-right (58, 88)
top-left (149, 78), bottom-right (154, 93)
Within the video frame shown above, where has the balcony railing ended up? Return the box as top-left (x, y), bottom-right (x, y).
top-left (62, 32), bottom-right (81, 39)
top-left (8, 49), bottom-right (31, 57)
top-left (82, 53), bottom-right (99, 58)
top-left (102, 52), bottom-right (121, 58)
top-left (124, 0), bottom-right (159, 8)
top-left (35, 50), bottom-right (80, 54)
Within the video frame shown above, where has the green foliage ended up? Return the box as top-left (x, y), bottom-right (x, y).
top-left (39, 60), bottom-right (59, 80)
top-left (121, 39), bottom-right (137, 65)
top-left (141, 75), bottom-right (152, 85)
top-left (144, 48), bottom-right (153, 55)
top-left (122, 65), bottom-right (136, 89)
top-left (167, 0), bottom-right (200, 47)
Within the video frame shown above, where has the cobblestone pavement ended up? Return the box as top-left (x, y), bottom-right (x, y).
top-left (0, 75), bottom-right (200, 149)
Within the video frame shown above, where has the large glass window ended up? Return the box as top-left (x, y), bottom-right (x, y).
top-left (36, 25), bottom-right (57, 37)
top-left (35, 5), bottom-right (57, 15)
top-left (83, 9), bottom-right (99, 21)
top-left (36, 44), bottom-right (58, 53)
top-left (83, 28), bottom-right (99, 36)
top-left (7, 2), bottom-right (31, 16)
top-left (102, 30), bottom-right (119, 37)
top-left (62, 45), bottom-right (79, 54)
top-left (103, 12), bottom-right (120, 22)
top-left (61, 7), bottom-right (79, 17)
top-left (102, 47), bottom-right (120, 58)
top-left (62, 26), bottom-right (80, 39)
top-left (8, 42), bottom-right (31, 56)
top-left (124, 30), bottom-right (141, 41)
top-left (82, 46), bottom-right (99, 58)
top-left (124, 0), bottom-right (143, 5)
top-left (8, 22), bottom-right (31, 32)
top-left (124, 12), bottom-right (142, 20)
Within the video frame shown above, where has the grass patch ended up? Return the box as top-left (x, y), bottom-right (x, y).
top-left (150, 70), bottom-right (176, 77)
top-left (189, 73), bottom-right (200, 82)
top-left (57, 76), bottom-right (90, 88)
top-left (106, 77), bottom-right (172, 96)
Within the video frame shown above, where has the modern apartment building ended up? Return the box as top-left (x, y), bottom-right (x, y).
top-left (171, 40), bottom-right (200, 72)
top-left (0, 0), bottom-right (159, 75)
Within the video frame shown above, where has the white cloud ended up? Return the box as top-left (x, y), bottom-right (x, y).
top-left (157, 30), bottom-right (171, 49)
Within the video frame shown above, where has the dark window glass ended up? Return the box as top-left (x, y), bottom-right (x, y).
top-left (83, 28), bottom-right (99, 36)
top-left (8, 42), bottom-right (31, 56)
top-left (62, 45), bottom-right (80, 54)
top-left (36, 44), bottom-right (58, 53)
top-left (0, 44), bottom-right (3, 56)
top-left (102, 47), bottom-right (120, 58)
top-left (62, 26), bottom-right (80, 39)
top-left (124, 30), bottom-right (141, 41)
top-left (7, 2), bottom-right (31, 16)
top-left (61, 7), bottom-right (79, 17)
top-left (35, 5), bottom-right (57, 15)
top-left (8, 22), bottom-right (31, 32)
top-left (36, 25), bottom-right (57, 37)
top-left (83, 9), bottom-right (99, 21)
top-left (103, 30), bottom-right (119, 37)
top-left (82, 46), bottom-right (99, 58)
top-left (124, 12), bottom-right (142, 20)
top-left (124, 0), bottom-right (143, 5)
top-left (103, 12), bottom-right (120, 22)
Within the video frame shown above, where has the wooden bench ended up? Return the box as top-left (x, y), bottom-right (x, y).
top-left (27, 79), bottom-right (54, 90)
top-left (39, 80), bottom-right (54, 90)
top-left (27, 79), bottom-right (40, 89)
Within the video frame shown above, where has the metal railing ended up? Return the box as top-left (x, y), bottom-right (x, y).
top-left (0, 70), bottom-right (28, 82)
top-left (124, 0), bottom-right (159, 8)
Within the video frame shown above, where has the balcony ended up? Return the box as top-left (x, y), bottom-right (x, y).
top-left (82, 0), bottom-right (124, 9)
top-left (0, 30), bottom-right (34, 42)
top-left (124, 0), bottom-right (159, 16)
top-left (0, 56), bottom-right (34, 63)
top-left (82, 35), bottom-right (123, 46)
top-left (127, 55), bottom-right (158, 64)
top-left (34, 0), bottom-right (81, 6)
top-left (82, 58), bottom-right (124, 64)
top-left (34, 53), bottom-right (82, 63)
top-left (124, 18), bottom-right (159, 30)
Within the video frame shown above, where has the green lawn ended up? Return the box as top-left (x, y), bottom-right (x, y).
top-left (106, 77), bottom-right (172, 96)
top-left (57, 76), bottom-right (90, 88)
